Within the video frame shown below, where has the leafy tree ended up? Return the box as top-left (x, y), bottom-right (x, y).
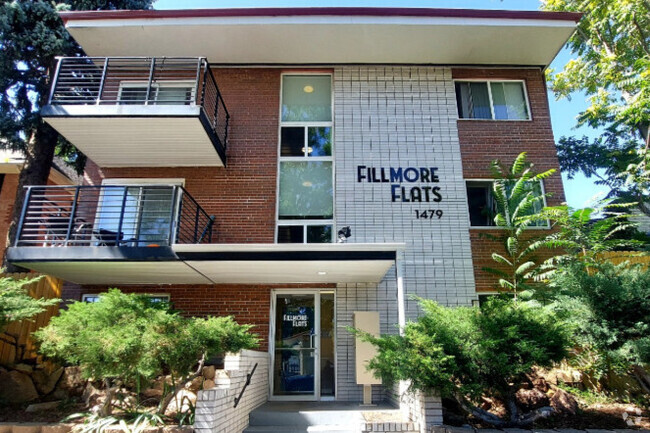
top-left (34, 289), bottom-right (259, 416)
top-left (483, 152), bottom-right (555, 300)
top-left (541, 0), bottom-right (650, 214)
top-left (547, 261), bottom-right (650, 394)
top-left (0, 0), bottom-right (156, 270)
top-left (540, 202), bottom-right (646, 267)
top-left (358, 297), bottom-right (570, 427)
top-left (0, 274), bottom-right (59, 363)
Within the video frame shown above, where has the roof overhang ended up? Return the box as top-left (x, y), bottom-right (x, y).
top-left (8, 243), bottom-right (404, 285)
top-left (60, 7), bottom-right (581, 67)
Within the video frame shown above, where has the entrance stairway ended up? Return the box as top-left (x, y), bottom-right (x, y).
top-left (243, 401), bottom-right (381, 433)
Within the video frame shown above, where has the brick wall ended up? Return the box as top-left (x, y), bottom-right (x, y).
top-left (0, 174), bottom-right (19, 263)
top-left (453, 68), bottom-right (565, 293)
top-left (99, 68), bottom-right (281, 244)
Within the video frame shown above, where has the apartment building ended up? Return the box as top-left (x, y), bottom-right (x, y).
top-left (5, 7), bottom-right (579, 408)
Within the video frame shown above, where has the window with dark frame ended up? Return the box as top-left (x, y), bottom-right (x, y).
top-left (455, 81), bottom-right (530, 120)
top-left (466, 180), bottom-right (548, 227)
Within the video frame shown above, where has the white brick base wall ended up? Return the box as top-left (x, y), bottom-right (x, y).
top-left (194, 350), bottom-right (269, 433)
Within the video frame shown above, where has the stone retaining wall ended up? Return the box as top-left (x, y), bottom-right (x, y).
top-left (0, 425), bottom-right (192, 433)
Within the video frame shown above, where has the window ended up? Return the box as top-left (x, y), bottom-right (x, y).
top-left (96, 179), bottom-right (184, 246)
top-left (455, 81), bottom-right (530, 120)
top-left (118, 82), bottom-right (195, 105)
top-left (82, 293), bottom-right (170, 303)
top-left (277, 75), bottom-right (334, 243)
top-left (466, 180), bottom-right (547, 227)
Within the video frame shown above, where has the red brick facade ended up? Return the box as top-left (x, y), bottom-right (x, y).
top-left (0, 174), bottom-right (19, 264)
top-left (100, 68), bottom-right (281, 244)
top-left (453, 68), bottom-right (565, 293)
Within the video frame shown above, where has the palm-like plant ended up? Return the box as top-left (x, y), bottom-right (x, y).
top-left (483, 152), bottom-right (555, 302)
top-left (540, 202), bottom-right (645, 265)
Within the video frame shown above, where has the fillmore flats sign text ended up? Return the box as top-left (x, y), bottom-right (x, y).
top-left (356, 165), bottom-right (443, 203)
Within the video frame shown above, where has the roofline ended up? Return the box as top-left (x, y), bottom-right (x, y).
top-left (59, 7), bottom-right (583, 24)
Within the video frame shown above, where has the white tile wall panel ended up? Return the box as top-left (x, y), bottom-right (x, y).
top-left (332, 66), bottom-right (476, 402)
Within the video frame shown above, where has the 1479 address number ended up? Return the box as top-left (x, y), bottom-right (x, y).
top-left (414, 209), bottom-right (443, 220)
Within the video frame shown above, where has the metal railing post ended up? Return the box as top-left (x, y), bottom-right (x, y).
top-left (116, 187), bottom-right (129, 245)
top-left (194, 58), bottom-right (204, 106)
top-left (214, 90), bottom-right (220, 131)
top-left (47, 58), bottom-right (63, 105)
top-left (200, 61), bottom-right (208, 107)
top-left (14, 187), bottom-right (33, 247)
top-left (145, 57), bottom-right (156, 105)
top-left (168, 186), bottom-right (180, 246)
top-left (224, 112), bottom-right (230, 151)
top-left (96, 57), bottom-right (109, 105)
top-left (194, 206), bottom-right (200, 243)
top-left (64, 186), bottom-right (81, 246)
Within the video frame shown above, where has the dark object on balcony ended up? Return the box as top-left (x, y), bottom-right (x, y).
top-left (93, 229), bottom-right (124, 247)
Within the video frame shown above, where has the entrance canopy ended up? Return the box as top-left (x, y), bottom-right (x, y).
top-left (9, 243), bottom-right (404, 285)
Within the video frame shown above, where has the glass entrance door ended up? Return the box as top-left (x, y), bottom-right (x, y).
top-left (271, 292), bottom-right (335, 400)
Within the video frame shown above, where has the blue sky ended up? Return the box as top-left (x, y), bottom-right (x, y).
top-left (155, 0), bottom-right (608, 209)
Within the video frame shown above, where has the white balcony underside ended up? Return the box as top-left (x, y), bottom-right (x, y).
top-left (43, 106), bottom-right (223, 167)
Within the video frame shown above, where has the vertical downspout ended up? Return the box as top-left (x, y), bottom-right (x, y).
top-left (395, 249), bottom-right (406, 335)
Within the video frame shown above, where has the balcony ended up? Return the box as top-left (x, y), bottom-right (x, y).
top-left (41, 57), bottom-right (229, 167)
top-left (7, 185), bottom-right (403, 286)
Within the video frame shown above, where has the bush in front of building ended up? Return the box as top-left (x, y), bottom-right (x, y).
top-left (357, 297), bottom-right (570, 428)
top-left (547, 260), bottom-right (650, 395)
top-left (34, 289), bottom-right (259, 418)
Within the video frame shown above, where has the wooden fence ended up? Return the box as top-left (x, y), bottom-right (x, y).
top-left (599, 251), bottom-right (650, 268)
top-left (0, 273), bottom-right (62, 365)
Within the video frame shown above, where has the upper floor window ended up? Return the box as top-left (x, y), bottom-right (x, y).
top-left (277, 74), bottom-right (333, 243)
top-left (118, 81), bottom-right (196, 106)
top-left (455, 81), bottom-right (530, 120)
top-left (466, 180), bottom-right (547, 228)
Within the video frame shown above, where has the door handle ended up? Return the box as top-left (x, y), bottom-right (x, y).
top-left (310, 333), bottom-right (317, 349)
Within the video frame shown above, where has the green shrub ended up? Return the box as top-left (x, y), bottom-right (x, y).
top-left (34, 289), bottom-right (258, 415)
top-left (548, 262), bottom-right (650, 374)
top-left (358, 297), bottom-right (570, 427)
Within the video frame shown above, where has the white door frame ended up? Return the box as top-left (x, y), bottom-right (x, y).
top-left (269, 289), bottom-right (335, 401)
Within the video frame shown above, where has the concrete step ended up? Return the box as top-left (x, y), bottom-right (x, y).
top-left (243, 426), bottom-right (357, 433)
top-left (248, 408), bottom-right (363, 427)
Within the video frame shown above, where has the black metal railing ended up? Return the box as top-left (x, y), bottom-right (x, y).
top-left (48, 56), bottom-right (230, 150)
top-left (14, 185), bottom-right (215, 247)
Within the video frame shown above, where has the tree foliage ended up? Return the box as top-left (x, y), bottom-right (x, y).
top-left (482, 152), bottom-right (556, 299)
top-left (0, 0), bottom-right (155, 167)
top-left (542, 0), bottom-right (650, 213)
top-left (540, 203), bottom-right (646, 267)
top-left (0, 274), bottom-right (59, 332)
top-left (34, 289), bottom-right (258, 415)
top-left (358, 298), bottom-right (570, 427)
